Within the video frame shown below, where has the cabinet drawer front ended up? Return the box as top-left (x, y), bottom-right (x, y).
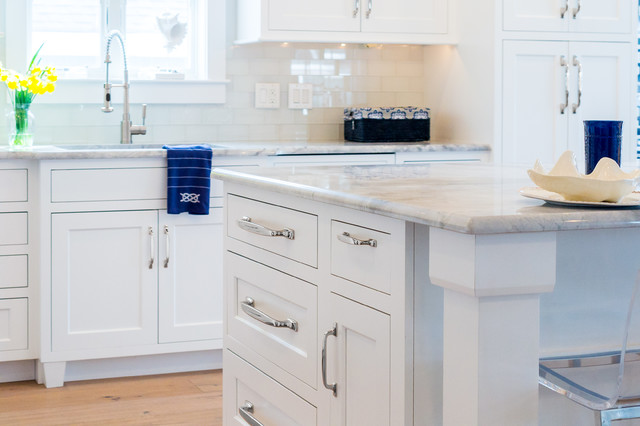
top-left (0, 255), bottom-right (28, 289)
top-left (50, 168), bottom-right (166, 202)
top-left (0, 298), bottom-right (28, 351)
top-left (331, 220), bottom-right (394, 294)
top-left (0, 169), bottom-right (27, 202)
top-left (0, 213), bottom-right (27, 246)
top-left (227, 254), bottom-right (317, 387)
top-left (224, 350), bottom-right (316, 426)
top-left (227, 194), bottom-right (318, 267)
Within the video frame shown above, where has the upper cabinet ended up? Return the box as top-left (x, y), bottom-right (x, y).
top-left (236, 0), bottom-right (453, 44)
top-left (503, 0), bottom-right (632, 34)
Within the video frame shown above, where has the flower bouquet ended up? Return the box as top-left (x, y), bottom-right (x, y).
top-left (0, 45), bottom-right (57, 148)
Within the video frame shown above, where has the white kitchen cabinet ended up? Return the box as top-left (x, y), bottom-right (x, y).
top-left (0, 298), bottom-right (28, 352)
top-left (236, 0), bottom-right (452, 44)
top-left (325, 293), bottom-right (390, 426)
top-left (502, 40), bottom-right (632, 167)
top-left (503, 0), bottom-right (632, 34)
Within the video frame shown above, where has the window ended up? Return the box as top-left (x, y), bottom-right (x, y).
top-left (4, 0), bottom-right (226, 103)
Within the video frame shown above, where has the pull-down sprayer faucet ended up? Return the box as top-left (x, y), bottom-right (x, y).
top-left (102, 30), bottom-right (147, 144)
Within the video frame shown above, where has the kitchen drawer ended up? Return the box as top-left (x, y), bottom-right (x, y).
top-left (0, 213), bottom-right (27, 246)
top-left (0, 298), bottom-right (28, 351)
top-left (0, 169), bottom-right (27, 202)
top-left (0, 255), bottom-right (28, 289)
top-left (224, 350), bottom-right (317, 426)
top-left (331, 220), bottom-right (395, 294)
top-left (50, 167), bottom-right (167, 202)
top-left (227, 253), bottom-right (317, 388)
top-left (227, 194), bottom-right (318, 267)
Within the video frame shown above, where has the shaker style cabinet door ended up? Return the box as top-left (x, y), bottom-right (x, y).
top-left (51, 210), bottom-right (158, 352)
top-left (360, 0), bottom-right (448, 34)
top-left (267, 0), bottom-right (359, 32)
top-left (325, 293), bottom-right (391, 426)
top-left (503, 0), bottom-right (632, 34)
top-left (158, 209), bottom-right (224, 344)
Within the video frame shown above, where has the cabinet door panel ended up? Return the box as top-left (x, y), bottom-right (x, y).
top-left (327, 293), bottom-right (390, 426)
top-left (361, 0), bottom-right (447, 34)
top-left (568, 0), bottom-right (631, 34)
top-left (0, 298), bottom-right (28, 351)
top-left (51, 211), bottom-right (158, 352)
top-left (503, 0), bottom-right (568, 32)
top-left (567, 42), bottom-right (632, 167)
top-left (502, 41), bottom-right (569, 166)
top-left (158, 209), bottom-right (224, 343)
top-left (268, 0), bottom-right (359, 32)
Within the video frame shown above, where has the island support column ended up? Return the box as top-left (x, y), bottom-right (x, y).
top-left (429, 227), bottom-right (557, 426)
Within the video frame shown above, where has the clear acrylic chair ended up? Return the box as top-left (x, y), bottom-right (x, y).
top-left (539, 271), bottom-right (640, 426)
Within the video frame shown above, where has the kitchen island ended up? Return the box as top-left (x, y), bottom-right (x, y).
top-left (215, 162), bottom-right (640, 426)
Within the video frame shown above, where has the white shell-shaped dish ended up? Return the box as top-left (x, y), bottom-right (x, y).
top-left (527, 151), bottom-right (640, 203)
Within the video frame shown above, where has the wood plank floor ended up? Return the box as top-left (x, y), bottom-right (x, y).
top-left (0, 370), bottom-right (222, 425)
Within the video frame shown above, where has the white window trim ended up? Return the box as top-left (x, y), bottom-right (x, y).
top-left (4, 0), bottom-right (227, 104)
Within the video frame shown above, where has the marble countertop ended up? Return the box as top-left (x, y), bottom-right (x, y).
top-left (212, 162), bottom-right (640, 235)
top-left (0, 141), bottom-right (489, 160)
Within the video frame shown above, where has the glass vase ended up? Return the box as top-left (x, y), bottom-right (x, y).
top-left (7, 103), bottom-right (34, 149)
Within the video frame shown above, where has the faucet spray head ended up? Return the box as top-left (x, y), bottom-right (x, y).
top-left (102, 83), bottom-right (114, 113)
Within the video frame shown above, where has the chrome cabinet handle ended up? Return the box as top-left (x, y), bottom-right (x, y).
top-left (240, 297), bottom-right (298, 332)
top-left (571, 56), bottom-right (582, 114)
top-left (337, 231), bottom-right (377, 248)
top-left (560, 0), bottom-right (568, 18)
top-left (148, 227), bottom-right (154, 269)
top-left (239, 401), bottom-right (264, 426)
top-left (322, 323), bottom-right (338, 397)
top-left (560, 56), bottom-right (569, 114)
top-left (163, 225), bottom-right (170, 268)
top-left (353, 0), bottom-right (360, 17)
top-left (237, 216), bottom-right (295, 240)
top-left (572, 0), bottom-right (581, 18)
top-left (366, 0), bottom-right (372, 18)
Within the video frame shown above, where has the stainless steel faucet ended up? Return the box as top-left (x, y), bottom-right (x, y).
top-left (102, 30), bottom-right (147, 144)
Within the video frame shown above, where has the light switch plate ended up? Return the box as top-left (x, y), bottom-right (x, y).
top-left (255, 83), bottom-right (280, 108)
top-left (288, 83), bottom-right (313, 109)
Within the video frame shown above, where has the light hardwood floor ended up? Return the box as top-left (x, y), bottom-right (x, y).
top-left (0, 370), bottom-right (222, 425)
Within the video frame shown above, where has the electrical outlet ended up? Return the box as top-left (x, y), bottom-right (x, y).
top-left (288, 83), bottom-right (313, 109)
top-left (255, 83), bottom-right (280, 109)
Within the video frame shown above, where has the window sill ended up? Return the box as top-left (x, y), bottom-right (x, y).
top-left (39, 78), bottom-right (229, 105)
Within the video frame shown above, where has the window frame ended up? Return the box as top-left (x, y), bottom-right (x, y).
top-left (4, 0), bottom-right (227, 104)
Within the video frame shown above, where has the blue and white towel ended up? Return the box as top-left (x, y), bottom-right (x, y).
top-left (163, 144), bottom-right (213, 215)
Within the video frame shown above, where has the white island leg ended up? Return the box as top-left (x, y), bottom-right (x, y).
top-left (429, 228), bottom-right (557, 426)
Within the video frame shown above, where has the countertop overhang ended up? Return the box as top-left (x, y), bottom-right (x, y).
top-left (213, 162), bottom-right (640, 235)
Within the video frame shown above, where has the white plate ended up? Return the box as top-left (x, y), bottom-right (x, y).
top-left (520, 187), bottom-right (640, 207)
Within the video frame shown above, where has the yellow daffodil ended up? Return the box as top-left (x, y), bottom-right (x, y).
top-left (1, 44), bottom-right (56, 108)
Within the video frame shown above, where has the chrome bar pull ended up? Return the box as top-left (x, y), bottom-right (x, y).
top-left (163, 225), bottom-right (170, 268)
top-left (571, 56), bottom-right (582, 114)
top-left (239, 401), bottom-right (265, 426)
top-left (572, 0), bottom-right (581, 18)
top-left (240, 297), bottom-right (298, 332)
top-left (237, 216), bottom-right (295, 240)
top-left (322, 323), bottom-right (338, 397)
top-left (148, 227), bottom-right (154, 269)
top-left (337, 231), bottom-right (377, 248)
top-left (560, 0), bottom-right (569, 18)
top-left (560, 56), bottom-right (569, 114)
top-left (353, 0), bottom-right (360, 17)
top-left (366, 0), bottom-right (372, 18)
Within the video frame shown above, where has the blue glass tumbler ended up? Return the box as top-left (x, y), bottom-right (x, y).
top-left (584, 120), bottom-right (622, 174)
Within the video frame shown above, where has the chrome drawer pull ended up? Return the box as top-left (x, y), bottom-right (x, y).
top-left (322, 323), bottom-right (338, 397)
top-left (241, 297), bottom-right (298, 332)
top-left (238, 216), bottom-right (295, 240)
top-left (163, 225), bottom-right (170, 268)
top-left (239, 401), bottom-right (264, 426)
top-left (148, 227), bottom-right (154, 269)
top-left (337, 231), bottom-right (377, 248)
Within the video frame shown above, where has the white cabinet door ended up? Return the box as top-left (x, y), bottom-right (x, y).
top-left (51, 211), bottom-right (158, 352)
top-left (502, 40), bottom-right (633, 167)
top-left (0, 298), bottom-right (28, 351)
top-left (502, 40), bottom-right (569, 166)
top-left (267, 0), bottom-right (358, 32)
top-left (158, 209), bottom-right (224, 343)
top-left (326, 293), bottom-right (391, 426)
top-left (503, 0), bottom-right (631, 33)
top-left (566, 42), bottom-right (632, 167)
top-left (361, 0), bottom-right (448, 34)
